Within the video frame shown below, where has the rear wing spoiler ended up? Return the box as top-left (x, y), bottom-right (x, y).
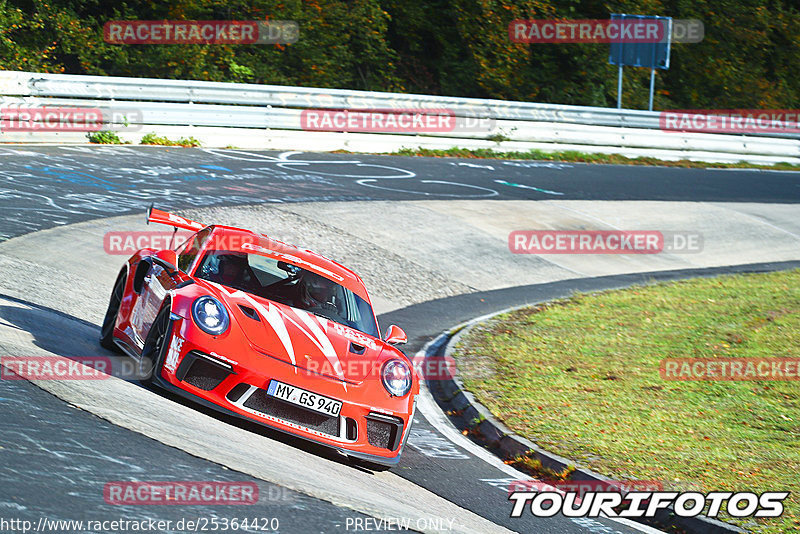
top-left (146, 205), bottom-right (205, 232)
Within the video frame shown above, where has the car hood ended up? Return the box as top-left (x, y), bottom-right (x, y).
top-left (208, 283), bottom-right (384, 384)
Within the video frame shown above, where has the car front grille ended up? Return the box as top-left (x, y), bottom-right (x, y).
top-left (242, 388), bottom-right (340, 437)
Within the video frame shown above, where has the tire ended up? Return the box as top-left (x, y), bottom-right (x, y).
top-left (100, 270), bottom-right (126, 351)
top-left (353, 458), bottom-right (393, 472)
top-left (139, 305), bottom-right (174, 386)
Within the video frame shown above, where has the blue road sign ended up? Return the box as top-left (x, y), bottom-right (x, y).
top-left (609, 14), bottom-right (671, 70)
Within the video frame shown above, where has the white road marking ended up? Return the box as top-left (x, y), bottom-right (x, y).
top-left (449, 162), bottom-right (495, 170)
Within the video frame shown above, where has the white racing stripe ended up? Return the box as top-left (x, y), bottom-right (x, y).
top-left (292, 308), bottom-right (345, 383)
top-left (209, 283), bottom-right (348, 389)
top-left (210, 284), bottom-right (299, 369)
top-left (235, 291), bottom-right (298, 369)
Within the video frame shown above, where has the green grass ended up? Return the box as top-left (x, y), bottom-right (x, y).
top-left (86, 131), bottom-right (128, 144)
top-left (140, 132), bottom-right (201, 147)
top-left (454, 270), bottom-right (800, 533)
top-left (390, 147), bottom-right (800, 171)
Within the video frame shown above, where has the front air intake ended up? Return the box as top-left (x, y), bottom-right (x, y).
top-left (365, 413), bottom-right (404, 451)
top-left (175, 351), bottom-right (234, 391)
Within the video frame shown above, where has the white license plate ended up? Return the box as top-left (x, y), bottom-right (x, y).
top-left (266, 380), bottom-right (342, 417)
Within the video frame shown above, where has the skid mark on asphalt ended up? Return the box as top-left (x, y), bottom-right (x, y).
top-left (357, 179), bottom-right (499, 197)
top-left (495, 179), bottom-right (564, 196)
top-left (407, 426), bottom-right (470, 459)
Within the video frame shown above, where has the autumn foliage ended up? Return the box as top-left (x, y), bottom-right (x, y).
top-left (0, 0), bottom-right (797, 109)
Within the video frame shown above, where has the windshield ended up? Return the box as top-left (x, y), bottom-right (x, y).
top-left (196, 250), bottom-right (379, 338)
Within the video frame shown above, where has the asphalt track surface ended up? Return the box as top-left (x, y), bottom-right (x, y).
top-left (2, 377), bottom-right (385, 533)
top-left (1, 145), bottom-right (798, 242)
top-left (1, 146), bottom-right (798, 534)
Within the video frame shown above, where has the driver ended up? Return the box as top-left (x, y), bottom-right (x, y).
top-left (298, 270), bottom-right (342, 317)
top-left (218, 255), bottom-right (244, 287)
top-left (206, 253), bottom-right (253, 290)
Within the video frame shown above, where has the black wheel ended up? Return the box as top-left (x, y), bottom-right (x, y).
top-left (139, 305), bottom-right (174, 386)
top-left (100, 270), bottom-right (126, 351)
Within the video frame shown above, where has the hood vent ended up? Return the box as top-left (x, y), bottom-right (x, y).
top-left (349, 342), bottom-right (366, 355)
top-left (238, 304), bottom-right (261, 322)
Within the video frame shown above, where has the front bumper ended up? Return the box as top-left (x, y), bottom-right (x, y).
top-left (154, 317), bottom-right (416, 466)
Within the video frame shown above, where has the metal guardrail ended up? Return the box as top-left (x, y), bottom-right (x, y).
top-left (0, 69), bottom-right (792, 132)
top-left (0, 70), bottom-right (798, 162)
top-left (0, 70), bottom-right (664, 128)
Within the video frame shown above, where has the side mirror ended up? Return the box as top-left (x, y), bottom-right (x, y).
top-left (153, 249), bottom-right (180, 273)
top-left (384, 325), bottom-right (407, 345)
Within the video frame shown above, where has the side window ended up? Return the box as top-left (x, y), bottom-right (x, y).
top-left (177, 228), bottom-right (212, 272)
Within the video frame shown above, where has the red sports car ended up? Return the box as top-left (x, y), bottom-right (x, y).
top-left (100, 207), bottom-right (418, 467)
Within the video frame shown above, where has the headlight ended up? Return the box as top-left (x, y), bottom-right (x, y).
top-left (191, 296), bottom-right (229, 335)
top-left (381, 359), bottom-right (412, 397)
